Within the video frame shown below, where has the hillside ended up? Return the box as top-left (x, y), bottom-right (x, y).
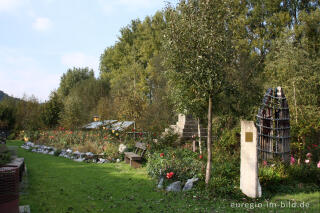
top-left (0, 90), bottom-right (8, 101)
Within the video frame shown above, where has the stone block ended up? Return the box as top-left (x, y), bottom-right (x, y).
top-left (240, 120), bottom-right (261, 198)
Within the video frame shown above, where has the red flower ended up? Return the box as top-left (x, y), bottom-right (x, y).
top-left (160, 153), bottom-right (164, 157)
top-left (139, 132), bottom-right (143, 136)
top-left (199, 155), bottom-right (203, 159)
top-left (132, 128), bottom-right (135, 132)
top-left (166, 172), bottom-right (174, 179)
top-left (263, 160), bottom-right (267, 166)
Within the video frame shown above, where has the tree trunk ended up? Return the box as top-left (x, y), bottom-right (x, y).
top-left (197, 117), bottom-right (202, 155)
top-left (205, 94), bottom-right (213, 186)
top-left (293, 81), bottom-right (298, 124)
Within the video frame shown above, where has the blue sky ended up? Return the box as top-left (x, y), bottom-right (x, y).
top-left (0, 0), bottom-right (175, 102)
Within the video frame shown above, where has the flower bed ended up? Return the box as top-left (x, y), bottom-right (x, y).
top-left (146, 148), bottom-right (204, 182)
top-left (18, 129), bottom-right (143, 160)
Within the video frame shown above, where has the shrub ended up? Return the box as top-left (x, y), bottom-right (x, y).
top-left (146, 148), bottom-right (204, 182)
top-left (102, 143), bottom-right (120, 160)
top-left (74, 141), bottom-right (100, 154)
top-left (7, 131), bottom-right (17, 140)
top-left (287, 163), bottom-right (320, 185)
top-left (0, 145), bottom-right (11, 166)
top-left (53, 149), bottom-right (62, 156)
top-left (259, 161), bottom-right (320, 194)
top-left (145, 130), bottom-right (180, 153)
top-left (208, 153), bottom-right (242, 198)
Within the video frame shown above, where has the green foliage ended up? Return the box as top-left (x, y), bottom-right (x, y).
top-left (164, 0), bottom-right (239, 99)
top-left (164, 0), bottom-right (263, 121)
top-left (259, 162), bottom-right (320, 194)
top-left (265, 10), bottom-right (320, 153)
top-left (59, 95), bottom-right (84, 129)
top-left (246, 0), bottom-right (319, 58)
top-left (57, 67), bottom-right (94, 98)
top-left (41, 91), bottom-right (63, 128)
top-left (0, 152), bottom-right (11, 166)
top-left (6, 140), bottom-right (320, 212)
top-left (208, 160), bottom-right (242, 198)
top-left (15, 95), bottom-right (43, 131)
top-left (99, 12), bottom-right (174, 131)
top-left (53, 149), bottom-right (62, 156)
top-left (0, 145), bottom-right (11, 166)
top-left (0, 90), bottom-right (9, 101)
top-left (287, 164), bottom-right (320, 185)
top-left (24, 129), bottom-right (127, 158)
top-left (55, 68), bottom-right (110, 129)
top-left (146, 129), bottom-right (179, 152)
top-left (102, 143), bottom-right (119, 160)
top-left (0, 98), bottom-right (16, 130)
top-left (146, 148), bottom-right (204, 182)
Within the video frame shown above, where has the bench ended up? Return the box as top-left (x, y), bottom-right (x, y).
top-left (124, 142), bottom-right (146, 168)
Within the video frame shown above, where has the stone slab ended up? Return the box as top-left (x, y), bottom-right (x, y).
top-left (240, 120), bottom-right (261, 198)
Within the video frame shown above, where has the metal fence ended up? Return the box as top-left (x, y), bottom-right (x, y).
top-left (256, 87), bottom-right (290, 162)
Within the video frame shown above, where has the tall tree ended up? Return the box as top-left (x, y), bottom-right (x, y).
top-left (265, 9), bottom-right (320, 159)
top-left (246, 0), bottom-right (319, 60)
top-left (0, 98), bottom-right (16, 130)
top-left (41, 91), bottom-right (63, 128)
top-left (57, 67), bottom-right (94, 98)
top-left (100, 12), bottom-right (174, 130)
top-left (163, 0), bottom-right (244, 185)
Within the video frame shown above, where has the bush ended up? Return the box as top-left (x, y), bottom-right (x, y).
top-left (102, 142), bottom-right (120, 160)
top-left (259, 161), bottom-right (320, 194)
top-left (7, 131), bottom-right (17, 140)
top-left (287, 164), bottom-right (320, 185)
top-left (208, 154), bottom-right (242, 198)
top-left (146, 129), bottom-right (179, 152)
top-left (146, 148), bottom-right (204, 182)
top-left (0, 145), bottom-right (11, 166)
top-left (54, 149), bottom-right (62, 156)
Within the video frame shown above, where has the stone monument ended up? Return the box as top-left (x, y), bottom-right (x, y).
top-left (165, 114), bottom-right (207, 141)
top-left (240, 120), bottom-right (261, 198)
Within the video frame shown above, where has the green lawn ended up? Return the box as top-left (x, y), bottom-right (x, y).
top-left (7, 140), bottom-right (320, 213)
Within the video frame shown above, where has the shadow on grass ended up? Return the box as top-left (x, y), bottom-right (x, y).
top-left (8, 140), bottom-right (220, 213)
top-left (7, 140), bottom-right (320, 213)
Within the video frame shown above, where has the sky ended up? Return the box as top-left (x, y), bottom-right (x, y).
top-left (0, 0), bottom-right (176, 102)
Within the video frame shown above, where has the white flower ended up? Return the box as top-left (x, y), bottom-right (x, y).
top-left (118, 144), bottom-right (127, 153)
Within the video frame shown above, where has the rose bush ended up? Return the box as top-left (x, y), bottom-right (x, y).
top-left (146, 148), bottom-right (204, 182)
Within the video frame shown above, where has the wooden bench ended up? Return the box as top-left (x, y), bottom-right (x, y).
top-left (124, 142), bottom-right (146, 168)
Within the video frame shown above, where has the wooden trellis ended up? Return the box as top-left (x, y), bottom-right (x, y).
top-left (256, 87), bottom-right (290, 162)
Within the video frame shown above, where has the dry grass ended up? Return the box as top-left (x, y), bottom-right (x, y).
top-left (73, 141), bottom-right (100, 153)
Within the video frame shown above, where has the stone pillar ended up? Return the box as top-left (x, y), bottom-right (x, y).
top-left (240, 120), bottom-right (262, 198)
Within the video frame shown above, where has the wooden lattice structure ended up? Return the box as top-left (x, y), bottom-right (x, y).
top-left (256, 87), bottom-right (290, 162)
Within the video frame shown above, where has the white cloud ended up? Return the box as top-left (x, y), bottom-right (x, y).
top-left (0, 0), bottom-right (24, 12)
top-left (32, 17), bottom-right (52, 32)
top-left (61, 52), bottom-right (99, 74)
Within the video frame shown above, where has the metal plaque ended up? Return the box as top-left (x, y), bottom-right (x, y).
top-left (245, 132), bottom-right (253, 142)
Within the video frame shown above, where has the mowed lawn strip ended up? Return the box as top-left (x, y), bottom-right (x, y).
top-left (7, 140), bottom-right (320, 213)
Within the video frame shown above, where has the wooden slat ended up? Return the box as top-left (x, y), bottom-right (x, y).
top-left (135, 142), bottom-right (146, 150)
top-left (124, 152), bottom-right (142, 161)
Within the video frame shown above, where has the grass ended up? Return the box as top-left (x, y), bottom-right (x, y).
top-left (6, 140), bottom-right (320, 213)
